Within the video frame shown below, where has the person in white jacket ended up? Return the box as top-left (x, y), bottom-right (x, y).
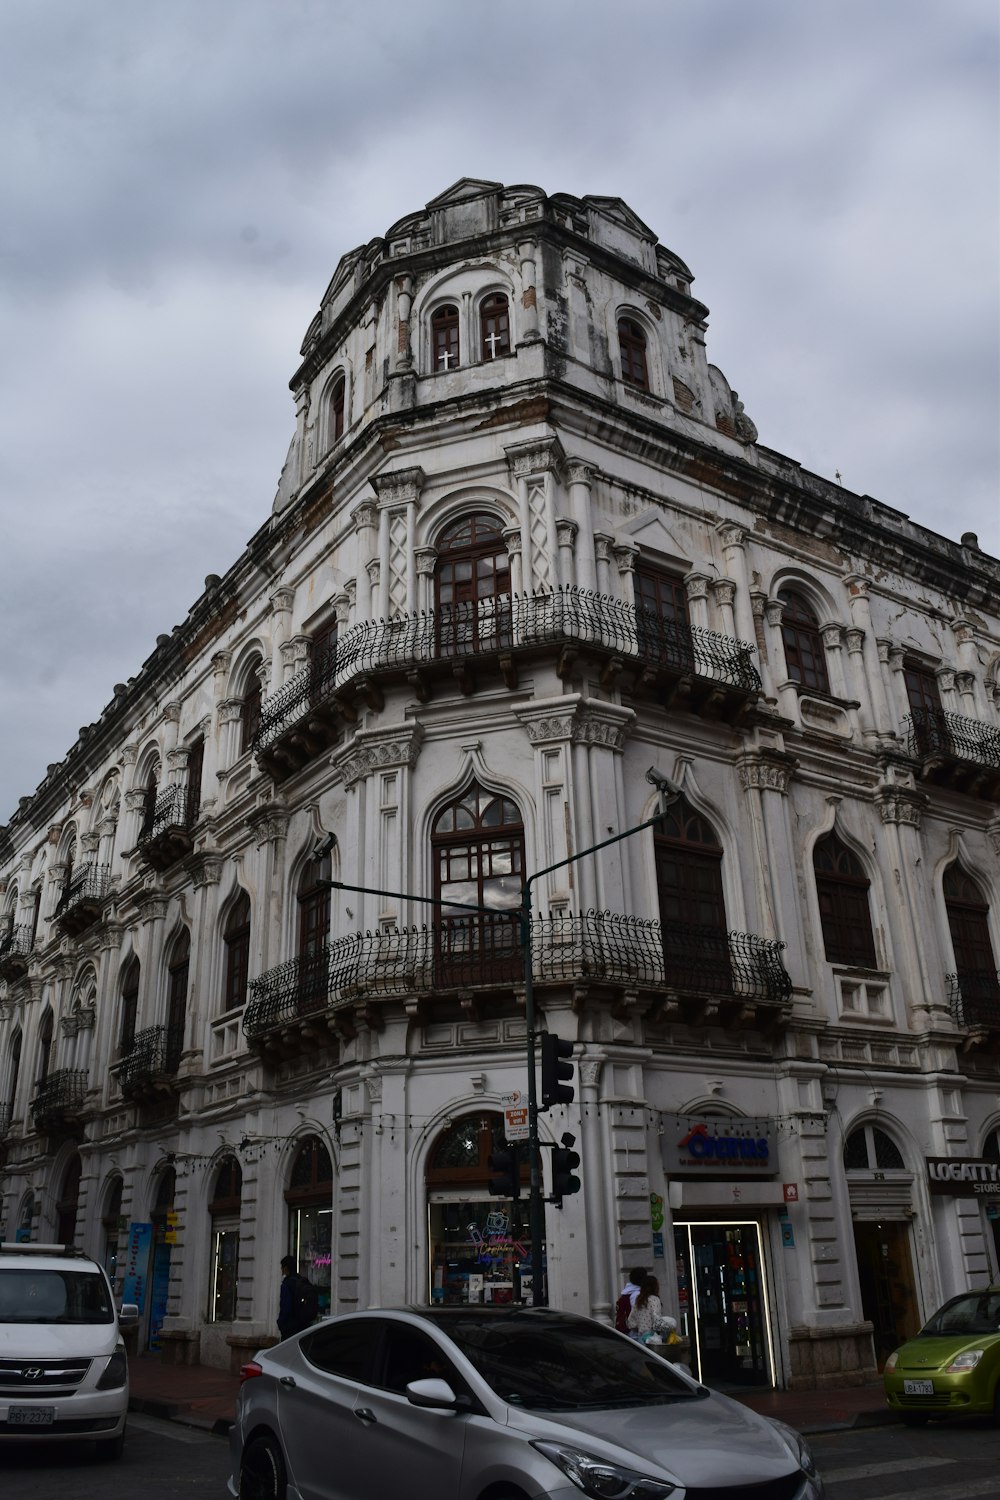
top-left (627, 1275), bottom-right (664, 1339)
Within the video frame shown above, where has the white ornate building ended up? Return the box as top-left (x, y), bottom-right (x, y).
top-left (2, 179), bottom-right (999, 1388)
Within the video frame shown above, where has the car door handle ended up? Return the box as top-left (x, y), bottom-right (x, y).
top-left (279, 1376), bottom-right (297, 1388)
top-left (354, 1407), bottom-right (377, 1425)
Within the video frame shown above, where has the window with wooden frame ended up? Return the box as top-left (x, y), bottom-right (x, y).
top-left (285, 1134), bottom-right (333, 1315)
top-left (239, 659), bottom-right (262, 755)
top-left (618, 317), bottom-right (650, 390)
top-left (208, 1156), bottom-right (242, 1323)
top-left (433, 514), bottom-right (512, 657)
top-left (329, 375), bottom-right (346, 443)
top-left (309, 619), bottom-right (338, 704)
top-left (120, 959), bottom-right (140, 1054)
top-left (479, 293), bottom-right (511, 360)
top-left (186, 737), bottom-right (204, 826)
top-left (431, 304), bottom-right (460, 371)
top-left (223, 891), bottom-right (252, 1013)
top-left (778, 589), bottom-right (831, 694)
top-left (634, 567), bottom-right (694, 673)
top-left (904, 661), bottom-right (945, 753)
top-left (166, 932), bottom-right (190, 1071)
top-left (944, 866), bottom-right (999, 1003)
top-left (296, 858), bottom-right (331, 1013)
top-left (813, 833), bottom-right (878, 968)
top-left (654, 797), bottom-right (732, 994)
top-left (432, 784), bottom-right (523, 987)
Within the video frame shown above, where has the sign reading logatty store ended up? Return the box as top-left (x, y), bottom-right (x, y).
top-left (926, 1157), bottom-right (1000, 1196)
top-left (661, 1117), bottom-right (778, 1176)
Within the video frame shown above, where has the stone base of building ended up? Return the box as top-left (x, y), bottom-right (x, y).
top-left (787, 1322), bottom-right (877, 1389)
top-left (159, 1328), bottom-right (201, 1367)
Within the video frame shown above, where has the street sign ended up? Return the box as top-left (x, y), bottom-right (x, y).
top-left (502, 1090), bottom-right (530, 1142)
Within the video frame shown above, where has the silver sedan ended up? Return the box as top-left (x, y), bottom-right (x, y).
top-left (228, 1306), bottom-right (823, 1500)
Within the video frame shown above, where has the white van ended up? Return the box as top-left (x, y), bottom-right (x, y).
top-left (0, 1242), bottom-right (139, 1459)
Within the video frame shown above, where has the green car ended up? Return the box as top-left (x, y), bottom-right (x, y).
top-left (884, 1286), bottom-right (1000, 1423)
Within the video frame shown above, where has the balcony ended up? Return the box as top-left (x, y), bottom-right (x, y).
top-left (113, 1024), bottom-right (184, 1101)
top-left (244, 912), bottom-right (791, 1046)
top-left (905, 709), bottom-right (1000, 800)
top-left (0, 924), bottom-right (33, 980)
top-left (947, 970), bottom-right (1000, 1042)
top-left (137, 786), bottom-right (196, 871)
top-left (30, 1069), bottom-right (89, 1134)
top-left (52, 865), bottom-right (110, 938)
top-left (0, 1101), bottom-right (12, 1140)
top-left (254, 589), bottom-right (760, 781)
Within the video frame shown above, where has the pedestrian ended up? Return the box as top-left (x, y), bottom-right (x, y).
top-left (627, 1274), bottom-right (663, 1340)
top-left (277, 1254), bottom-right (319, 1340)
top-left (614, 1265), bottom-right (649, 1335)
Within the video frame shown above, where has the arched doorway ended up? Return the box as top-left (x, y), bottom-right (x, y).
top-left (56, 1155), bottom-right (82, 1246)
top-left (844, 1123), bottom-right (919, 1367)
top-left (284, 1135), bottom-right (333, 1316)
top-left (425, 1112), bottom-right (535, 1307)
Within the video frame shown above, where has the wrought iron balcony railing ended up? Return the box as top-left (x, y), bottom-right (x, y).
top-left (253, 589), bottom-right (760, 758)
top-left (947, 970), bottom-right (1000, 1031)
top-left (30, 1068), bottom-right (88, 1122)
top-left (244, 912), bottom-right (791, 1039)
top-left (114, 1024), bottom-right (184, 1094)
top-left (0, 924), bottom-right (33, 976)
top-left (0, 1100), bottom-right (13, 1139)
top-left (905, 709), bottom-right (1000, 784)
top-left (55, 863), bottom-right (110, 918)
top-left (138, 785), bottom-right (192, 844)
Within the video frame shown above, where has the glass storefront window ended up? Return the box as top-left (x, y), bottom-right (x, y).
top-left (289, 1204), bottom-right (332, 1316)
top-left (673, 1220), bottom-right (774, 1388)
top-left (429, 1196), bottom-right (537, 1306)
top-left (210, 1225), bottom-right (239, 1322)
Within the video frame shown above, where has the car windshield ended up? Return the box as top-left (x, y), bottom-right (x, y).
top-left (0, 1268), bottom-right (113, 1324)
top-left (432, 1312), bottom-right (705, 1412)
top-left (921, 1291), bottom-right (1000, 1338)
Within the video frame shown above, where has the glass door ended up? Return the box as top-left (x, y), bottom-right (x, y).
top-left (673, 1221), bottom-right (775, 1387)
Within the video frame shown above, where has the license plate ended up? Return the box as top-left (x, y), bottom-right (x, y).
top-left (903, 1379), bottom-right (934, 1396)
top-left (7, 1406), bottom-right (56, 1426)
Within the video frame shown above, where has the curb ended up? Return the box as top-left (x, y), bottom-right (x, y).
top-left (129, 1394), bottom-right (234, 1437)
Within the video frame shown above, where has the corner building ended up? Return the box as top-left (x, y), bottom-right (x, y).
top-left (2, 179), bottom-right (999, 1389)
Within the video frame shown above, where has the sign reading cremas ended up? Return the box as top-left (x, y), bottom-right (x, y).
top-left (660, 1116), bottom-right (778, 1177)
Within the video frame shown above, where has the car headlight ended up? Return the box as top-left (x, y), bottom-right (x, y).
top-left (946, 1350), bottom-right (983, 1372)
top-left (96, 1350), bottom-right (128, 1391)
top-left (883, 1351), bottom-right (898, 1372)
top-left (769, 1419), bottom-right (819, 1480)
top-left (532, 1440), bottom-right (676, 1498)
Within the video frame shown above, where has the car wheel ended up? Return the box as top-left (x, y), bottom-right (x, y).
top-left (240, 1433), bottom-right (287, 1500)
top-left (94, 1429), bottom-right (125, 1460)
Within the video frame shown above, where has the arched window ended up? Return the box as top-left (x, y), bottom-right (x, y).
top-left (309, 618), bottom-right (339, 705)
top-left (166, 932), bottom-right (189, 1072)
top-left (618, 317), bottom-right (649, 389)
top-left (905, 662), bottom-right (945, 754)
top-left (285, 1135), bottom-right (333, 1315)
top-left (778, 590), bottom-right (830, 694)
top-left (296, 858), bottom-right (331, 1013)
top-left (2, 1032), bottom-right (21, 1132)
top-left (432, 784), bottom-right (523, 986)
top-left (634, 567), bottom-right (694, 673)
top-left (208, 1156), bottom-right (242, 1323)
top-left (223, 892), bottom-right (252, 1013)
top-left (813, 834), bottom-right (877, 968)
top-left (431, 304), bottom-right (460, 371)
top-left (140, 767), bottom-right (159, 839)
top-left (944, 866), bottom-right (999, 1012)
top-left (655, 798), bottom-right (732, 993)
top-left (102, 1175), bottom-right (123, 1281)
top-left (426, 1113), bottom-right (532, 1305)
top-left (186, 736), bottom-right (204, 826)
top-left (480, 293), bottom-right (511, 360)
top-left (433, 514), bottom-right (511, 658)
top-left (120, 959), bottom-right (140, 1054)
top-left (38, 1009), bottom-right (54, 1084)
top-left (240, 658), bottom-right (263, 755)
top-left (329, 374), bottom-right (346, 443)
top-left (843, 1124), bottom-right (905, 1172)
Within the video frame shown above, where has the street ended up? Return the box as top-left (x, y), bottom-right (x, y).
top-left (3, 1412), bottom-right (1000, 1499)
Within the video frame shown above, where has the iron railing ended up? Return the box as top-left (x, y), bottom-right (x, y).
top-left (244, 913), bottom-right (790, 1039)
top-left (138, 786), bottom-right (192, 845)
top-left (0, 924), bottom-right (33, 964)
top-left (30, 1069), bottom-right (88, 1119)
top-left (114, 1024), bottom-right (184, 1092)
top-left (55, 863), bottom-right (110, 915)
top-left (905, 710), bottom-right (1000, 770)
top-left (947, 970), bottom-right (1000, 1030)
top-left (254, 589), bottom-right (760, 754)
top-left (0, 1101), bottom-right (12, 1138)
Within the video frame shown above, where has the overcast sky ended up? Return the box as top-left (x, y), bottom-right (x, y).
top-left (1, 0), bottom-right (997, 824)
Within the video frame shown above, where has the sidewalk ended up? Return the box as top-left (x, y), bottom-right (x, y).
top-left (127, 1351), bottom-right (895, 1437)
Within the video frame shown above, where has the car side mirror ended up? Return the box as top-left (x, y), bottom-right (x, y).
top-left (405, 1377), bottom-right (462, 1410)
top-left (118, 1303), bottom-right (140, 1328)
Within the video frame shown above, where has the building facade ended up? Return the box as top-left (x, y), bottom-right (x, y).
top-left (1, 179), bottom-right (999, 1388)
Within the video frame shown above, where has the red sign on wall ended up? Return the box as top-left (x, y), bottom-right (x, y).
top-left (783, 1183), bottom-right (799, 1202)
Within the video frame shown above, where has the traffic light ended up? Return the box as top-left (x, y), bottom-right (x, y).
top-left (551, 1132), bottom-right (581, 1200)
top-left (540, 1033), bottom-right (575, 1109)
top-left (488, 1143), bottom-right (520, 1198)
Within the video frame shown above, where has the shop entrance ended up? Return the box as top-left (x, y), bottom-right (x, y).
top-left (852, 1220), bottom-right (919, 1369)
top-left (673, 1221), bottom-right (774, 1388)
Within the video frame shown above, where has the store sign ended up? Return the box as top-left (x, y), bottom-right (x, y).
top-left (926, 1156), bottom-right (1000, 1196)
top-left (661, 1116), bottom-right (777, 1177)
top-left (501, 1090), bottom-right (530, 1143)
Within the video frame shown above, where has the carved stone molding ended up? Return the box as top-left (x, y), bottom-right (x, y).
top-left (414, 546), bottom-right (437, 578)
top-left (876, 784), bottom-right (928, 828)
top-left (565, 459), bottom-right (595, 487)
top-left (505, 435), bottom-right (564, 480)
top-left (280, 636), bottom-right (309, 671)
top-left (684, 571), bottom-right (711, 603)
top-left (211, 650), bottom-right (233, 678)
top-left (955, 671), bottom-right (976, 695)
top-left (821, 624), bottom-right (844, 649)
top-left (738, 750), bottom-right (797, 795)
top-left (556, 518), bottom-right (579, 546)
top-left (336, 725), bottom-right (425, 788)
top-left (185, 853), bottom-right (223, 889)
top-left (124, 788), bottom-right (148, 814)
top-left (372, 466), bottom-right (425, 508)
top-left (613, 543), bottom-right (638, 576)
top-left (765, 599), bottom-right (784, 628)
top-left (119, 744), bottom-right (139, 769)
top-left (517, 703), bottom-right (634, 752)
top-left (245, 806), bottom-right (290, 849)
top-left (135, 892), bottom-right (169, 923)
top-left (717, 523), bottom-right (746, 552)
top-left (218, 699), bottom-right (244, 725)
top-left (844, 628), bottom-right (865, 655)
top-left (578, 1056), bottom-right (603, 1089)
top-left (712, 579), bottom-right (737, 608)
top-left (352, 500), bottom-right (379, 533)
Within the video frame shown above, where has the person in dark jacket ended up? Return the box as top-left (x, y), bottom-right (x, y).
top-left (277, 1254), bottom-right (315, 1339)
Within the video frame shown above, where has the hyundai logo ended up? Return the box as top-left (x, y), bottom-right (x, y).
top-left (22, 1367), bottom-right (43, 1380)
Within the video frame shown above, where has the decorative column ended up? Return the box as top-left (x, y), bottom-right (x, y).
top-left (737, 751), bottom-right (805, 978)
top-left (749, 591), bottom-right (778, 702)
top-left (874, 770), bottom-right (943, 1025)
top-left (843, 576), bottom-right (894, 740)
top-left (883, 642), bottom-right (911, 728)
top-left (395, 273), bottom-right (414, 368)
top-left (505, 438), bottom-right (563, 596)
top-left (414, 547), bottom-right (436, 616)
top-left (845, 628), bottom-right (874, 735)
top-left (501, 526), bottom-right (524, 599)
top-left (711, 578), bottom-right (737, 638)
top-left (613, 543), bottom-right (638, 605)
top-left (951, 620), bottom-right (988, 717)
top-left (134, 892), bottom-right (170, 1031)
top-left (334, 727), bottom-right (425, 933)
top-left (766, 598), bottom-right (800, 722)
top-left (292, 384), bottom-right (310, 491)
top-left (683, 571), bottom-right (711, 632)
top-left (517, 240), bottom-right (540, 342)
top-left (351, 501), bottom-right (379, 623)
top-left (268, 587), bottom-right (294, 692)
top-left (556, 518), bottom-right (578, 590)
top-left (718, 524), bottom-right (757, 649)
top-left (819, 624), bottom-right (856, 723)
top-left (183, 854), bottom-right (223, 1061)
top-left (565, 460), bottom-right (598, 593)
top-left (594, 534), bottom-right (615, 597)
top-left (372, 467), bottom-right (424, 617)
top-left (245, 808), bottom-right (289, 974)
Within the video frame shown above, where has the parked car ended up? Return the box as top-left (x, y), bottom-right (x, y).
top-left (0, 1241), bottom-right (138, 1458)
top-left (883, 1284), bottom-right (1000, 1423)
top-left (229, 1305), bottom-right (823, 1499)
